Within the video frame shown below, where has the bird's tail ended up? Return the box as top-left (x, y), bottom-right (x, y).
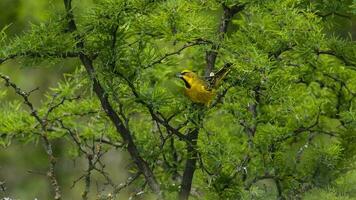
top-left (209, 62), bottom-right (233, 88)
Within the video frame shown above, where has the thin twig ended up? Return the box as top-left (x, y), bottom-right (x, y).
top-left (0, 51), bottom-right (79, 65)
top-left (0, 73), bottom-right (62, 200)
top-left (114, 70), bottom-right (188, 141)
top-left (316, 12), bottom-right (351, 20)
top-left (146, 39), bottom-right (212, 69)
top-left (82, 154), bottom-right (94, 200)
top-left (295, 132), bottom-right (316, 164)
top-left (112, 173), bottom-right (141, 196)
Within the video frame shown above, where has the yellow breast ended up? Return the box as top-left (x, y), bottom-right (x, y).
top-left (184, 84), bottom-right (215, 106)
top-left (178, 70), bottom-right (216, 106)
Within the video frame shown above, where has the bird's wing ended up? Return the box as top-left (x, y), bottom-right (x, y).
top-left (208, 63), bottom-right (233, 89)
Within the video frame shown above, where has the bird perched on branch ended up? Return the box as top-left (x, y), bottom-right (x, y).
top-left (177, 63), bottom-right (232, 106)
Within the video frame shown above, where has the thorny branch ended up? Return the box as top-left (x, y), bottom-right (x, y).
top-left (82, 154), bottom-right (93, 200)
top-left (0, 73), bottom-right (62, 200)
top-left (113, 172), bottom-right (141, 196)
top-left (91, 164), bottom-right (141, 198)
top-left (61, 119), bottom-right (133, 199)
top-left (60, 119), bottom-right (129, 199)
top-left (62, 128), bottom-right (95, 200)
top-left (113, 70), bottom-right (188, 141)
top-left (95, 138), bottom-right (124, 149)
top-left (45, 95), bottom-right (81, 120)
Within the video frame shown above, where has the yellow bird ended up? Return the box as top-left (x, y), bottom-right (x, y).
top-left (177, 63), bottom-right (232, 106)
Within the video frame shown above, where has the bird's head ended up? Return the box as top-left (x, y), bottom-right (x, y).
top-left (176, 70), bottom-right (198, 89)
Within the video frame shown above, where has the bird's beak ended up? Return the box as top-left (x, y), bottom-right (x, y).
top-left (176, 73), bottom-right (183, 78)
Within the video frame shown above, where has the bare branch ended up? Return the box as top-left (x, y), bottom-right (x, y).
top-left (58, 120), bottom-right (88, 154)
top-left (114, 70), bottom-right (188, 141)
top-left (27, 170), bottom-right (47, 176)
top-left (0, 73), bottom-right (42, 122)
top-left (70, 174), bottom-right (86, 189)
top-left (0, 73), bottom-right (62, 200)
top-left (112, 172), bottom-right (141, 196)
top-left (95, 138), bottom-right (123, 149)
top-left (45, 95), bottom-right (81, 120)
top-left (82, 154), bottom-right (94, 200)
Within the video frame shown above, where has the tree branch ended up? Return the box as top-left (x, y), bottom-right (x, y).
top-left (0, 51), bottom-right (79, 65)
top-left (239, 85), bottom-right (260, 149)
top-left (112, 172), bottom-right (141, 196)
top-left (114, 70), bottom-right (188, 141)
top-left (178, 128), bottom-right (199, 200)
top-left (0, 73), bottom-right (62, 200)
top-left (82, 154), bottom-right (94, 200)
top-left (62, 0), bottom-right (162, 198)
top-left (316, 49), bottom-right (356, 68)
top-left (316, 12), bottom-right (351, 20)
top-left (205, 3), bottom-right (245, 76)
top-left (146, 38), bottom-right (212, 69)
top-left (295, 132), bottom-right (316, 164)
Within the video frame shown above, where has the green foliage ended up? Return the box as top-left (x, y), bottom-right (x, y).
top-left (1, 20), bottom-right (77, 63)
top-left (352, 0), bottom-right (356, 14)
top-left (0, 0), bottom-right (355, 199)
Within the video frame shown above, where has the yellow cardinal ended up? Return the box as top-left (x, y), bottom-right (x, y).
top-left (177, 63), bottom-right (232, 106)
